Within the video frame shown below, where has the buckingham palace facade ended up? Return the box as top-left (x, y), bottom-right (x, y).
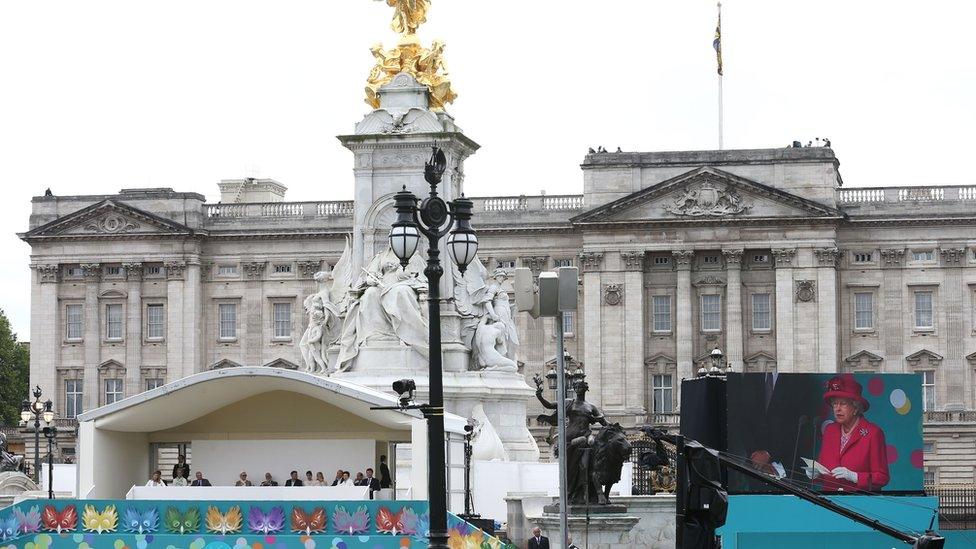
top-left (20, 146), bottom-right (976, 484)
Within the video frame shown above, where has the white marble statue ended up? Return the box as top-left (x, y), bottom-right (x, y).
top-left (299, 241), bottom-right (352, 374)
top-left (454, 260), bottom-right (520, 371)
top-left (335, 248), bottom-right (429, 371)
top-left (470, 403), bottom-right (509, 462)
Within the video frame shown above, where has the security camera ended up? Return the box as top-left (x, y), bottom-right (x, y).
top-left (392, 379), bottom-right (416, 408)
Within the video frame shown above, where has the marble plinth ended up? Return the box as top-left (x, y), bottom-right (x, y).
top-left (330, 344), bottom-right (539, 461)
top-left (533, 509), bottom-right (639, 549)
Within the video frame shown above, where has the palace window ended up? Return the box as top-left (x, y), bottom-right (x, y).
top-left (752, 293), bottom-right (771, 332)
top-left (923, 442), bottom-right (935, 454)
top-left (217, 265), bottom-right (238, 276)
top-left (104, 265), bottom-right (122, 277)
top-left (554, 259), bottom-right (573, 268)
top-left (497, 260), bottom-right (516, 269)
top-left (273, 302), bottom-right (292, 339)
top-left (145, 265), bottom-right (163, 277)
top-left (64, 266), bottom-right (84, 278)
top-left (854, 292), bottom-right (874, 330)
top-left (652, 295), bottom-right (671, 333)
top-left (912, 250), bottom-right (935, 262)
top-left (914, 291), bottom-right (934, 330)
top-left (562, 311), bottom-right (575, 336)
top-left (104, 379), bottom-right (123, 405)
top-left (923, 469), bottom-right (936, 486)
top-left (703, 255), bottom-right (719, 265)
top-left (273, 263), bottom-right (292, 274)
top-left (65, 304), bottom-right (83, 341)
top-left (701, 294), bottom-right (721, 332)
top-left (752, 254), bottom-right (769, 264)
top-left (853, 252), bottom-right (874, 263)
top-left (146, 378), bottom-right (164, 391)
top-left (146, 304), bottom-right (165, 340)
top-left (652, 374), bottom-right (673, 413)
top-left (653, 256), bottom-right (670, 266)
top-left (65, 379), bottom-right (82, 419)
top-left (919, 370), bottom-right (935, 411)
top-left (218, 303), bottom-right (238, 340)
top-left (105, 304), bottom-right (123, 341)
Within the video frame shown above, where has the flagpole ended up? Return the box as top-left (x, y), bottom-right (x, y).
top-left (717, 1), bottom-right (724, 150)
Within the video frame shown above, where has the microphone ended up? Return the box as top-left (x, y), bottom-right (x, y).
top-left (790, 415), bottom-right (809, 480)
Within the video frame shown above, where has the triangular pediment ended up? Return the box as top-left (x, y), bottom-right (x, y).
top-left (906, 349), bottom-right (943, 367)
top-left (644, 353), bottom-right (676, 366)
top-left (21, 199), bottom-right (197, 240)
top-left (210, 359), bottom-right (243, 370)
top-left (844, 350), bottom-right (884, 366)
top-left (571, 167), bottom-right (845, 226)
top-left (263, 358), bottom-right (300, 370)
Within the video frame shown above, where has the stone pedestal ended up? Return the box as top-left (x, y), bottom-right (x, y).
top-left (333, 355), bottom-right (540, 461)
top-left (533, 507), bottom-right (640, 549)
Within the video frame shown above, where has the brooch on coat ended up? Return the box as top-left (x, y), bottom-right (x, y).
top-left (859, 427), bottom-right (869, 437)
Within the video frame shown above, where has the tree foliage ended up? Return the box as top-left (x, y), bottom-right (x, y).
top-left (0, 309), bottom-right (29, 426)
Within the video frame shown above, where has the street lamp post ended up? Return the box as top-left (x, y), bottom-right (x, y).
top-left (42, 426), bottom-right (58, 499)
top-left (21, 385), bottom-right (54, 484)
top-left (389, 146), bottom-right (478, 549)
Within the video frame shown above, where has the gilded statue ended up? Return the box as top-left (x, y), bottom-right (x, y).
top-left (365, 0), bottom-right (456, 110)
top-left (386, 0), bottom-right (429, 36)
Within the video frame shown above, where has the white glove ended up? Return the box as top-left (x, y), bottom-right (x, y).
top-left (831, 467), bottom-right (857, 484)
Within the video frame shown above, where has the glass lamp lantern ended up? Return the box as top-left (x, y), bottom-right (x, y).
top-left (390, 187), bottom-right (420, 266)
top-left (42, 400), bottom-right (54, 423)
top-left (448, 195), bottom-right (478, 273)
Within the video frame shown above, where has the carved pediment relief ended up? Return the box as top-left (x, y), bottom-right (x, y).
top-left (21, 199), bottom-right (194, 241)
top-left (210, 359), bottom-right (243, 370)
top-left (98, 359), bottom-right (125, 372)
top-left (967, 352), bottom-right (976, 366)
top-left (844, 350), bottom-right (884, 371)
top-left (742, 351), bottom-right (777, 373)
top-left (906, 349), bottom-right (943, 369)
top-left (644, 353), bottom-right (677, 371)
top-left (571, 167), bottom-right (845, 226)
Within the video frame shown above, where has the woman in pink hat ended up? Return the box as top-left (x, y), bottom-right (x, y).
top-left (814, 375), bottom-right (890, 492)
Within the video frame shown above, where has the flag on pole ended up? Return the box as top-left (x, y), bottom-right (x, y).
top-left (713, 2), bottom-right (723, 76)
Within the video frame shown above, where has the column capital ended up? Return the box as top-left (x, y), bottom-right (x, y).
top-left (771, 248), bottom-right (796, 268)
top-left (879, 248), bottom-right (905, 268)
top-left (671, 249), bottom-right (694, 270)
top-left (620, 251), bottom-right (645, 271)
top-left (243, 261), bottom-right (266, 280)
top-left (122, 262), bottom-right (143, 281)
top-left (297, 260), bottom-right (322, 278)
top-left (814, 247), bottom-right (842, 267)
top-left (520, 256), bottom-right (549, 275)
top-left (722, 249), bottom-right (744, 266)
top-left (35, 264), bottom-right (60, 283)
top-left (81, 263), bottom-right (102, 280)
top-left (578, 251), bottom-right (604, 272)
top-left (165, 261), bottom-right (187, 281)
top-left (940, 247), bottom-right (967, 267)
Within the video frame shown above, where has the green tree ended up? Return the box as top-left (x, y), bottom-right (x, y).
top-left (0, 308), bottom-right (29, 426)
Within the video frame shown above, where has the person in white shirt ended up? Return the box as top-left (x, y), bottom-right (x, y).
top-left (337, 471), bottom-right (351, 485)
top-left (171, 466), bottom-right (188, 487)
top-left (145, 470), bottom-right (165, 487)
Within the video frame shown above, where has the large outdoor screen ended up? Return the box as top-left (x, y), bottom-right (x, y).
top-left (726, 373), bottom-right (924, 494)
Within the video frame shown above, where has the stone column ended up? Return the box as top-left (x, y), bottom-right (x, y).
top-left (673, 250), bottom-right (695, 392)
top-left (81, 263), bottom-right (101, 410)
top-left (772, 249), bottom-right (796, 373)
top-left (579, 252), bottom-right (604, 407)
top-left (941, 248), bottom-right (967, 408)
top-left (123, 263), bottom-right (143, 397)
top-left (31, 265), bottom-right (61, 401)
top-left (621, 251), bottom-right (646, 415)
top-left (880, 249), bottom-right (906, 373)
top-left (722, 249), bottom-right (744, 370)
top-left (183, 261), bottom-right (203, 375)
top-left (243, 261), bottom-right (267, 366)
top-left (814, 248), bottom-right (841, 373)
top-left (165, 262), bottom-right (186, 382)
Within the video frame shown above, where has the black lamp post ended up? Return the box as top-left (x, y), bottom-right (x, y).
top-left (546, 353), bottom-right (585, 398)
top-left (42, 425), bottom-right (58, 499)
top-left (389, 146), bottom-right (478, 549)
top-left (21, 385), bottom-right (54, 484)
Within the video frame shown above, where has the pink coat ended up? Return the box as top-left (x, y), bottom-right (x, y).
top-left (817, 417), bottom-right (890, 492)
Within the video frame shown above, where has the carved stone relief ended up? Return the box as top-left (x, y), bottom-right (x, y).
top-left (578, 252), bottom-right (604, 272)
top-left (879, 248), bottom-right (905, 267)
top-left (620, 251), bottom-right (645, 271)
top-left (520, 256), bottom-right (549, 275)
top-left (663, 182), bottom-right (750, 217)
top-left (771, 248), bottom-right (796, 268)
top-left (795, 280), bottom-right (816, 302)
top-left (940, 248), bottom-right (966, 266)
top-left (815, 247), bottom-right (842, 267)
top-left (36, 264), bottom-right (59, 283)
top-left (603, 284), bottom-right (623, 306)
top-left (85, 213), bottom-right (139, 234)
top-left (243, 261), bottom-right (266, 280)
top-left (671, 250), bottom-right (695, 268)
top-left (165, 261), bottom-right (187, 281)
top-left (297, 260), bottom-right (322, 278)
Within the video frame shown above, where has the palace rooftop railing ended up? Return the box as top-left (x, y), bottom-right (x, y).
top-left (204, 201), bottom-right (355, 220)
top-left (838, 185), bottom-right (976, 205)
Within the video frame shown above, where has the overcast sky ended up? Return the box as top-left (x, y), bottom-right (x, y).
top-left (1, 1), bottom-right (974, 338)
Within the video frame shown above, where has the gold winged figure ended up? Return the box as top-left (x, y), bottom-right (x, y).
top-left (387, 0), bottom-right (429, 36)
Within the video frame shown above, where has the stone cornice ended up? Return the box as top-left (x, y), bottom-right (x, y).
top-left (771, 248), bottom-right (797, 268)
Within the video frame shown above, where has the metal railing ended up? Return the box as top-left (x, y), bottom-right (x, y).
top-left (924, 411), bottom-right (976, 423)
top-left (926, 484), bottom-right (976, 529)
top-left (630, 438), bottom-right (678, 496)
top-left (838, 185), bottom-right (976, 205)
top-left (473, 194), bottom-right (584, 213)
top-left (204, 201), bottom-right (354, 219)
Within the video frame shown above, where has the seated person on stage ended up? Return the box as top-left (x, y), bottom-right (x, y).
top-left (812, 375), bottom-right (890, 492)
top-left (285, 470), bottom-right (304, 486)
top-left (336, 471), bottom-right (352, 486)
top-left (261, 473), bottom-right (278, 486)
top-left (146, 470), bottom-right (166, 487)
top-left (353, 472), bottom-right (366, 486)
top-left (235, 471), bottom-right (253, 486)
top-left (330, 469), bottom-right (344, 486)
top-left (171, 467), bottom-right (188, 487)
top-left (191, 471), bottom-right (212, 486)
top-left (305, 470), bottom-right (314, 485)
top-left (312, 472), bottom-right (327, 486)
top-left (172, 454), bottom-right (190, 481)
